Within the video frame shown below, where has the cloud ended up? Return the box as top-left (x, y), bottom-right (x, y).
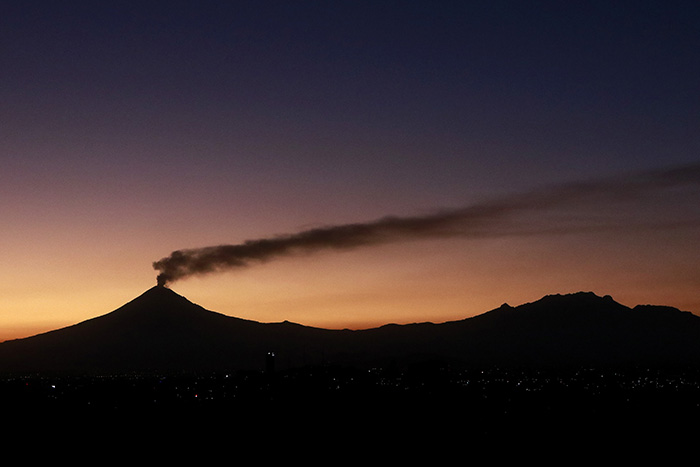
top-left (153, 163), bottom-right (700, 286)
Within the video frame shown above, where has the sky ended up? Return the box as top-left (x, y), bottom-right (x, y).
top-left (1, 0), bottom-right (699, 340)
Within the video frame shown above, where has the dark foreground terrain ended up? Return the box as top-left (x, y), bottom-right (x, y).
top-left (4, 363), bottom-right (700, 444)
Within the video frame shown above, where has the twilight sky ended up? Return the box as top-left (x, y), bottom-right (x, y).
top-left (1, 0), bottom-right (698, 340)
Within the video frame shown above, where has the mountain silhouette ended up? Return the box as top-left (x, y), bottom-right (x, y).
top-left (0, 286), bottom-right (348, 373)
top-left (1, 287), bottom-right (699, 374)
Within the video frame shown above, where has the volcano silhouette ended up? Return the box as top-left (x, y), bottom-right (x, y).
top-left (0, 286), bottom-right (348, 373)
top-left (1, 286), bottom-right (700, 374)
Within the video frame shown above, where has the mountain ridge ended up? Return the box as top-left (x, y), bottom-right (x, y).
top-left (1, 287), bottom-right (698, 374)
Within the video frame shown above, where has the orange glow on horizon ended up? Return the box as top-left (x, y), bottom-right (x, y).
top-left (0, 212), bottom-right (698, 342)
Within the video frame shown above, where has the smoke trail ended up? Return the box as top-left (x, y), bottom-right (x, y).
top-left (153, 163), bottom-right (700, 286)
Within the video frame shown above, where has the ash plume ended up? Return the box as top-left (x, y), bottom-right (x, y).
top-left (154, 163), bottom-right (700, 286)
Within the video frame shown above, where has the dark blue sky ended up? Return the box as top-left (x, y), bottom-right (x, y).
top-left (4, 1), bottom-right (698, 183)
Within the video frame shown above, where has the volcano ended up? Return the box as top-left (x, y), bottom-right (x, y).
top-left (0, 286), bottom-right (356, 373)
top-left (1, 286), bottom-right (700, 374)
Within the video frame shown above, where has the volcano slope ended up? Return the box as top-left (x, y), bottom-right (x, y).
top-left (1, 287), bottom-right (699, 374)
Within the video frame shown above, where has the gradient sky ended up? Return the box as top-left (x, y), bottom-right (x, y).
top-left (1, 1), bottom-right (699, 340)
